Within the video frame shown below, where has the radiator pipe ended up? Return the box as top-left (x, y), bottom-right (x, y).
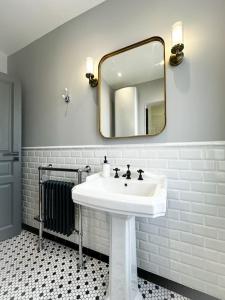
top-left (77, 166), bottom-right (91, 269)
top-left (37, 167), bottom-right (44, 251)
top-left (77, 169), bottom-right (84, 269)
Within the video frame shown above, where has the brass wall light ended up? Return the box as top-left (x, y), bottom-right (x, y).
top-left (86, 57), bottom-right (98, 87)
top-left (169, 21), bottom-right (184, 66)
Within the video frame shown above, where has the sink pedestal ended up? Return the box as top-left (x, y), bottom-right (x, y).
top-left (72, 172), bottom-right (167, 300)
top-left (106, 214), bottom-right (142, 300)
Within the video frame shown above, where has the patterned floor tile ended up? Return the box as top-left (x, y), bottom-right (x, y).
top-left (0, 231), bottom-right (189, 300)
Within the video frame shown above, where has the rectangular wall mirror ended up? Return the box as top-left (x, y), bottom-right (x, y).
top-left (98, 36), bottom-right (166, 138)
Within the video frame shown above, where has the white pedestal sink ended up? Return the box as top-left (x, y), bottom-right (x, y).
top-left (72, 171), bottom-right (167, 300)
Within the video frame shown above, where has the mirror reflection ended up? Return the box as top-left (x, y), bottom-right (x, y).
top-left (99, 37), bottom-right (166, 138)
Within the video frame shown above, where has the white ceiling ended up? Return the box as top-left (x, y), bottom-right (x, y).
top-left (0, 0), bottom-right (106, 55)
top-left (102, 41), bottom-right (164, 89)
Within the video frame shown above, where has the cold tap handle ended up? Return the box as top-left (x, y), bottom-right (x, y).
top-left (137, 169), bottom-right (144, 180)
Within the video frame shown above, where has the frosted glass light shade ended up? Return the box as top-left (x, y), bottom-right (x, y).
top-left (171, 21), bottom-right (183, 46)
top-left (86, 57), bottom-right (94, 74)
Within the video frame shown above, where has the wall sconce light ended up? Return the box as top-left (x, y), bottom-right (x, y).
top-left (169, 21), bottom-right (184, 66)
top-left (85, 57), bottom-right (98, 87)
top-left (62, 88), bottom-right (71, 103)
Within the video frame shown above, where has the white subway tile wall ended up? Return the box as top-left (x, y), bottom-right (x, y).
top-left (22, 143), bottom-right (225, 300)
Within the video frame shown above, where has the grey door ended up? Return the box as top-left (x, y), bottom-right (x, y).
top-left (0, 72), bottom-right (21, 241)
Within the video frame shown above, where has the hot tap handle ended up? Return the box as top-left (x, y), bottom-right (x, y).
top-left (113, 168), bottom-right (120, 178)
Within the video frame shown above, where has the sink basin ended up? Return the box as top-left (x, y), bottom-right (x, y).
top-left (72, 172), bottom-right (167, 217)
top-left (72, 171), bottom-right (167, 300)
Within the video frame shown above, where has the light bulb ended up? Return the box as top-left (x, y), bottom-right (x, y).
top-left (171, 21), bottom-right (183, 46)
top-left (86, 57), bottom-right (94, 74)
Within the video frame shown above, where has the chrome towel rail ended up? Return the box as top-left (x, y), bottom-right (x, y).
top-left (35, 164), bottom-right (91, 269)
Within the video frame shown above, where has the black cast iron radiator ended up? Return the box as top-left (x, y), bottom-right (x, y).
top-left (43, 180), bottom-right (75, 236)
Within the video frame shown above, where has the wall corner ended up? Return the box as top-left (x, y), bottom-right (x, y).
top-left (0, 51), bottom-right (8, 74)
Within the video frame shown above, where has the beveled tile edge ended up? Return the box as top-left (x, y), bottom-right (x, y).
top-left (22, 141), bottom-right (225, 150)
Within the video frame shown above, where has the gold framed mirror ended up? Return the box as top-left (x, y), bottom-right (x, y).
top-left (98, 36), bottom-right (166, 139)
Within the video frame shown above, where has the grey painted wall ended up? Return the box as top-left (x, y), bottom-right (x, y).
top-left (8, 0), bottom-right (225, 147)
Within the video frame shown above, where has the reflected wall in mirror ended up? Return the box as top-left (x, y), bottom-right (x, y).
top-left (98, 37), bottom-right (166, 138)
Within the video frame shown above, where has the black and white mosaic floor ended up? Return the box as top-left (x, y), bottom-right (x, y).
top-left (0, 230), bottom-right (190, 300)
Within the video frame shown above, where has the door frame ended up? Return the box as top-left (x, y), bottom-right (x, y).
top-left (0, 72), bottom-right (22, 240)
